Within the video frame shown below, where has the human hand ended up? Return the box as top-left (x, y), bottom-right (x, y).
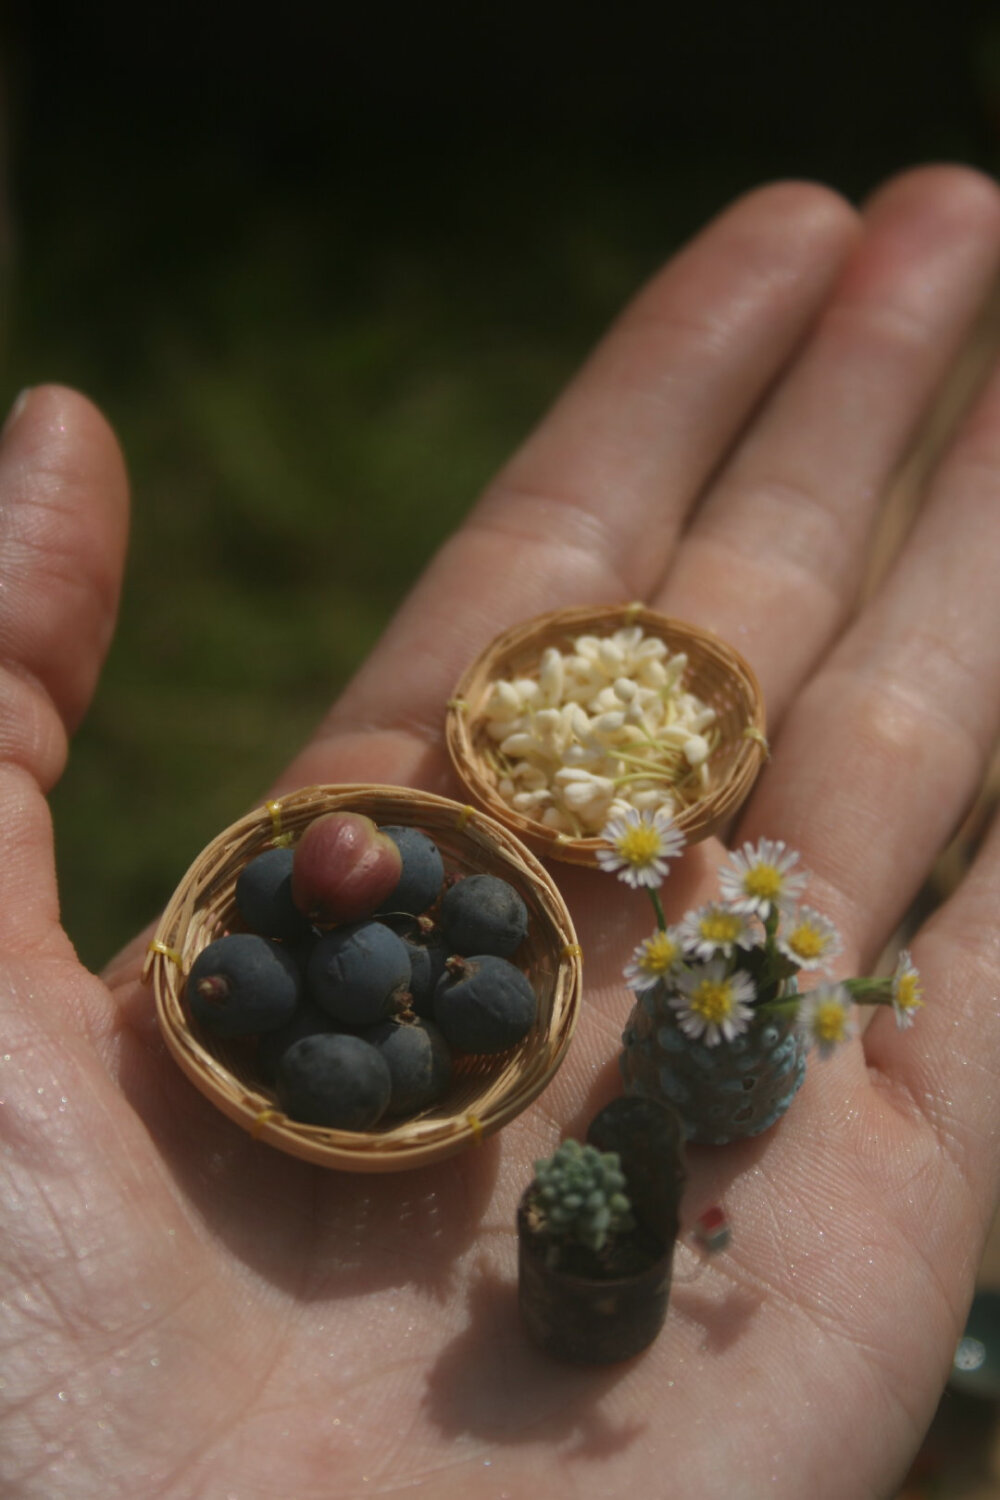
top-left (4, 164), bottom-right (1000, 1500)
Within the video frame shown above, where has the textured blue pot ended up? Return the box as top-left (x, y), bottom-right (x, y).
top-left (619, 982), bottom-right (807, 1145)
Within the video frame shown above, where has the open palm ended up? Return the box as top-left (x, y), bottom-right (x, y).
top-left (4, 166), bottom-right (1000, 1500)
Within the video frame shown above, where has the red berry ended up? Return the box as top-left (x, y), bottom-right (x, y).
top-left (291, 812), bottom-right (403, 925)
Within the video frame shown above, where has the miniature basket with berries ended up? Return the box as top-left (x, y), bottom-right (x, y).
top-left (143, 784), bottom-right (582, 1172)
top-left (445, 603), bottom-right (767, 866)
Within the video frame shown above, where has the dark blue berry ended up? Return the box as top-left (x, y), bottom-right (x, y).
top-left (235, 848), bottom-right (313, 942)
top-left (374, 826), bottom-right (445, 917)
top-left (433, 954), bottom-right (537, 1054)
top-left (306, 920), bottom-right (411, 1025)
top-left (363, 1018), bottom-right (453, 1114)
top-left (439, 874), bottom-right (528, 958)
top-left (256, 1001), bottom-right (340, 1084)
top-left (402, 935), bottom-right (449, 1019)
top-left (276, 1033), bottom-right (391, 1129)
top-left (187, 933), bottom-right (301, 1037)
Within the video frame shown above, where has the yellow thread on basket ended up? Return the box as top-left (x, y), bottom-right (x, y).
top-left (266, 800), bottom-right (284, 837)
top-left (742, 726), bottom-right (770, 757)
top-left (446, 696), bottom-right (468, 712)
top-left (561, 943), bottom-right (583, 961)
top-left (455, 804), bottom-right (476, 831)
top-left (147, 939), bottom-right (184, 968)
top-left (251, 1109), bottom-right (281, 1138)
top-left (624, 600), bottom-right (644, 620)
top-left (466, 1113), bottom-right (484, 1145)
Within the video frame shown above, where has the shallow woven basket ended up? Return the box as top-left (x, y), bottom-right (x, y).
top-left (445, 603), bottom-right (767, 866)
top-left (144, 784), bottom-right (582, 1172)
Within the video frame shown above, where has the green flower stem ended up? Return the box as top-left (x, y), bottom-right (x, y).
top-left (842, 976), bottom-right (894, 1004)
top-left (757, 975), bottom-right (897, 1017)
top-left (646, 887), bottom-right (667, 932)
top-left (756, 996), bottom-right (800, 1017)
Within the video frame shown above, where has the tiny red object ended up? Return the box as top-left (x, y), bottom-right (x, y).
top-left (693, 1205), bottom-right (730, 1254)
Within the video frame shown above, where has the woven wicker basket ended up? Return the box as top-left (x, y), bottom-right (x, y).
top-left (445, 603), bottom-right (766, 866)
top-left (144, 784), bottom-right (582, 1172)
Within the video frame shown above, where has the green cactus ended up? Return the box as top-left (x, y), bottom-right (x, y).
top-left (529, 1138), bottom-right (634, 1259)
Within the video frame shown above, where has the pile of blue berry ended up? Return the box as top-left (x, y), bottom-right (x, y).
top-left (185, 811), bottom-right (538, 1131)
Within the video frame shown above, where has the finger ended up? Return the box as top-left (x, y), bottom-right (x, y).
top-left (653, 164), bottom-right (1000, 728)
top-left (862, 799), bottom-right (1000, 1201)
top-left (0, 386), bottom-right (129, 951)
top-left (277, 181), bottom-right (859, 793)
top-left (735, 340), bottom-right (1000, 973)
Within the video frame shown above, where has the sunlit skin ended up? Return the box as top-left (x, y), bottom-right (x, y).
top-left (2, 166), bottom-right (1000, 1499)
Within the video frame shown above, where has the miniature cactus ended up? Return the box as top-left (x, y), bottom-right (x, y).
top-left (528, 1138), bottom-right (634, 1262)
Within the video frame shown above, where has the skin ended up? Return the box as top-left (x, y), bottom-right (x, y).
top-left (2, 164), bottom-right (1000, 1500)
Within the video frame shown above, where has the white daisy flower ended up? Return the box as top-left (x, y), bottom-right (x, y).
top-left (797, 984), bottom-right (856, 1058)
top-left (624, 926), bottom-right (685, 990)
top-left (668, 960), bottom-right (756, 1046)
top-left (776, 905), bottom-right (843, 972)
top-left (891, 949), bottom-right (924, 1030)
top-left (679, 902), bottom-right (759, 961)
top-left (596, 807), bottom-right (686, 889)
top-left (718, 837), bottom-right (807, 919)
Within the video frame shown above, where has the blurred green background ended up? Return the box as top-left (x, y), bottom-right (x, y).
top-left (3, 1), bottom-right (997, 974)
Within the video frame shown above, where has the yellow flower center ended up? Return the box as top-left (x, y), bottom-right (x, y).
top-left (640, 933), bottom-right (680, 973)
top-left (813, 1000), bottom-right (849, 1044)
top-left (690, 979), bottom-right (735, 1025)
top-left (617, 825), bottom-right (661, 867)
top-left (699, 911), bottom-right (744, 945)
top-left (744, 864), bottom-right (783, 901)
top-left (896, 973), bottom-right (923, 1012)
top-left (788, 922), bottom-right (825, 960)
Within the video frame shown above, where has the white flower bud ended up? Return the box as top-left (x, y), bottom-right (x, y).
top-left (485, 680), bottom-right (524, 718)
top-left (684, 734), bottom-right (711, 766)
top-left (590, 710), bottom-right (627, 739)
top-left (597, 638), bottom-right (624, 674)
top-left (612, 676), bottom-right (638, 702)
top-left (573, 635), bottom-right (602, 661)
top-left (541, 805), bottom-right (573, 830)
top-left (537, 647), bottom-right (565, 705)
top-left (513, 789), bottom-right (551, 811)
top-left (637, 658), bottom-right (667, 688)
top-left (499, 732), bottom-right (538, 757)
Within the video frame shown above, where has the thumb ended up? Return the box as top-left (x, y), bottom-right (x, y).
top-left (0, 386), bottom-right (128, 954)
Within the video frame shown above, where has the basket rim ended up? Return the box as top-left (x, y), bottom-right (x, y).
top-left (147, 783), bottom-right (583, 1172)
top-left (445, 603), bottom-right (767, 865)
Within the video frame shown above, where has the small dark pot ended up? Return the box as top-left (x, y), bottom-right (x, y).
top-left (517, 1194), bottom-right (672, 1364)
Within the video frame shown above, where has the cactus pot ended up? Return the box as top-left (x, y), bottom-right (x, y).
top-left (517, 1097), bottom-right (684, 1364)
top-left (516, 1193), bottom-right (673, 1364)
top-left (620, 984), bottom-right (808, 1145)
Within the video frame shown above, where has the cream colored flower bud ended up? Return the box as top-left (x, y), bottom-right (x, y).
top-left (513, 789), bottom-right (551, 811)
top-left (613, 676), bottom-right (638, 702)
top-left (573, 635), bottom-right (602, 661)
top-left (683, 734), bottom-right (710, 766)
top-left (588, 686), bottom-right (621, 715)
top-left (597, 638), bottom-right (624, 674)
top-left (537, 646), bottom-right (565, 705)
top-left (499, 731), bottom-right (537, 757)
top-left (637, 657), bottom-right (668, 688)
top-left (590, 710), bottom-right (627, 738)
top-left (486, 679), bottom-right (523, 718)
top-left (541, 805), bottom-right (573, 830)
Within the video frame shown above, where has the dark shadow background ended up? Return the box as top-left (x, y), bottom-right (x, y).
top-left (2, 0), bottom-right (997, 969)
